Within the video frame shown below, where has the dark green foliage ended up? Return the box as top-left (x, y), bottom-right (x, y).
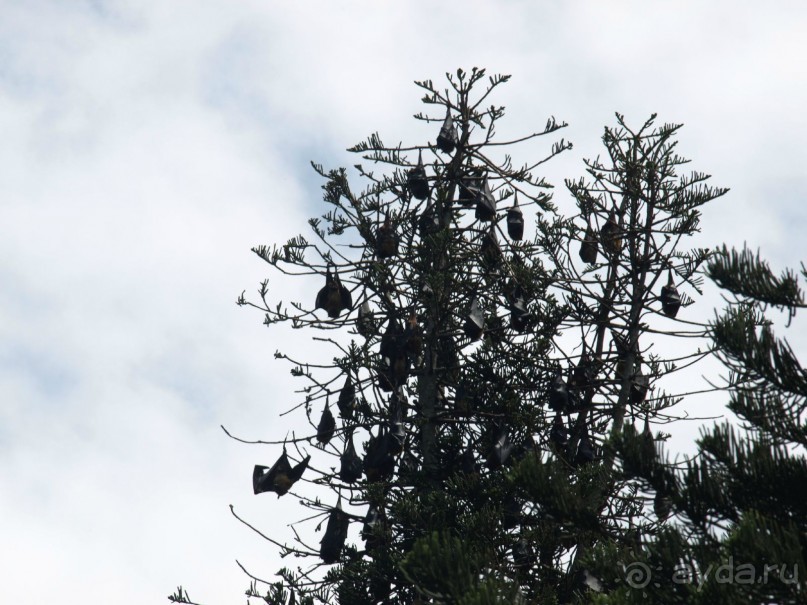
top-left (399, 531), bottom-right (524, 605)
top-left (709, 245), bottom-right (803, 315)
top-left (587, 250), bottom-right (807, 604)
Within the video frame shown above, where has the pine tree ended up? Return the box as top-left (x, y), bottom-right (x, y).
top-left (587, 248), bottom-right (807, 604)
top-left (169, 69), bottom-right (728, 604)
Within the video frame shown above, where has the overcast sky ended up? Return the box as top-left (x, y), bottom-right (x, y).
top-left (2, 1), bottom-right (806, 603)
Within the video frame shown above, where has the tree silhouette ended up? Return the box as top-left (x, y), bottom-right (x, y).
top-left (587, 248), bottom-right (807, 604)
top-left (169, 68), bottom-right (728, 604)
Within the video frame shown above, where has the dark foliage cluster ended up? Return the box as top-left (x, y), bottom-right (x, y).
top-left (584, 251), bottom-right (807, 604)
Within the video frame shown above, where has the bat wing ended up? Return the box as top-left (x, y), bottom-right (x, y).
top-left (253, 465), bottom-right (269, 495)
top-left (315, 286), bottom-right (328, 311)
top-left (339, 285), bottom-right (353, 312)
top-left (288, 454), bottom-right (311, 483)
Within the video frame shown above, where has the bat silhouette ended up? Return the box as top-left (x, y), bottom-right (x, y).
top-left (436, 110), bottom-right (457, 154)
top-left (407, 150), bottom-right (430, 200)
top-left (507, 194), bottom-right (524, 240)
top-left (660, 269), bottom-right (681, 318)
top-left (315, 266), bottom-right (352, 319)
top-left (475, 176), bottom-right (496, 221)
top-left (579, 224), bottom-right (598, 264)
top-left (319, 499), bottom-right (349, 564)
top-left (375, 213), bottom-right (398, 259)
top-left (253, 448), bottom-right (310, 497)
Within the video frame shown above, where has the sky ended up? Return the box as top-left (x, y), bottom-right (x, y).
top-left (1, 1), bottom-right (806, 603)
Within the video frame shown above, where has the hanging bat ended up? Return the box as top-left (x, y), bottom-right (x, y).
top-left (654, 491), bottom-right (672, 520)
top-left (388, 346), bottom-right (410, 384)
top-left (362, 504), bottom-right (387, 551)
top-left (315, 266), bottom-right (352, 318)
top-left (339, 432), bottom-right (363, 483)
top-left (363, 431), bottom-right (396, 482)
top-left (487, 427), bottom-right (515, 470)
top-left (549, 413), bottom-right (568, 449)
top-left (404, 313), bottom-right (422, 356)
top-left (379, 317), bottom-right (403, 359)
top-left (319, 499), bottom-right (349, 564)
top-left (378, 316), bottom-right (408, 389)
top-left (356, 301), bottom-right (375, 338)
top-left (480, 227), bottom-right (502, 270)
top-left (570, 349), bottom-right (595, 394)
top-left (509, 288), bottom-right (530, 333)
top-left (613, 330), bottom-right (642, 380)
top-left (457, 178), bottom-right (478, 207)
top-left (378, 352), bottom-right (409, 392)
top-left (600, 210), bottom-right (622, 256)
top-left (377, 367), bottom-right (394, 393)
top-left (475, 176), bottom-right (496, 221)
top-left (630, 366), bottom-right (650, 405)
top-left (548, 369), bottom-right (569, 411)
top-left (419, 203), bottom-right (441, 235)
top-left (507, 194), bottom-right (524, 241)
top-left (579, 224), bottom-right (598, 264)
top-left (575, 429), bottom-right (595, 466)
top-left (390, 384), bottom-right (408, 416)
top-left (389, 402), bottom-right (406, 454)
top-left (630, 256), bottom-right (652, 280)
top-left (659, 269), bottom-right (681, 318)
top-left (436, 109), bottom-right (458, 154)
top-left (337, 375), bottom-right (356, 420)
top-left (253, 448), bottom-right (311, 497)
top-left (463, 297), bottom-right (485, 341)
top-left (316, 403), bottom-right (336, 445)
top-left (407, 150), bottom-right (430, 200)
top-left (375, 213), bottom-right (399, 259)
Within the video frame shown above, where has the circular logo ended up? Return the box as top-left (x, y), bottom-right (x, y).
top-left (623, 561), bottom-right (651, 589)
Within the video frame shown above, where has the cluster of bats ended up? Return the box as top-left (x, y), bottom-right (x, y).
top-left (253, 108), bottom-right (684, 566)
